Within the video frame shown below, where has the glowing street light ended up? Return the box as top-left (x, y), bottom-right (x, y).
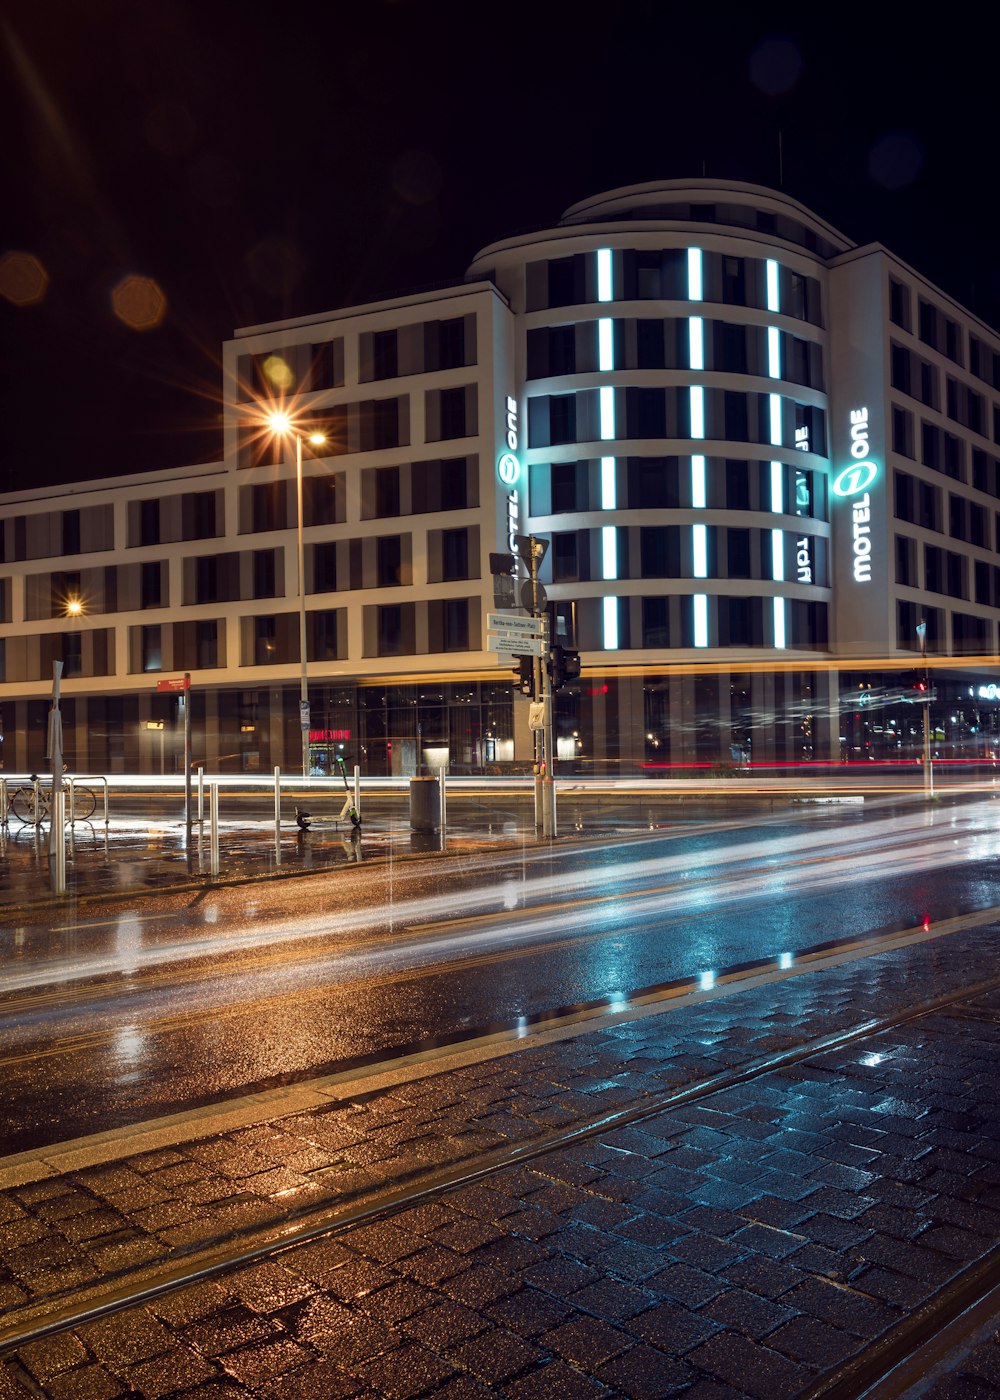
top-left (266, 413), bottom-right (327, 779)
top-left (64, 597), bottom-right (84, 617)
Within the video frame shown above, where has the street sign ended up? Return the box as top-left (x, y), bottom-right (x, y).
top-left (487, 612), bottom-right (542, 636)
top-left (493, 574), bottom-right (516, 609)
top-left (513, 533), bottom-right (548, 565)
top-left (528, 702), bottom-right (545, 731)
top-left (489, 551), bottom-right (516, 575)
top-left (156, 677), bottom-right (190, 692)
top-left (520, 579), bottom-right (547, 612)
top-left (299, 700), bottom-right (311, 730)
top-left (488, 635), bottom-right (547, 657)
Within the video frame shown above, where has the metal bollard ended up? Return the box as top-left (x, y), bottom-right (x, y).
top-left (52, 788), bottom-right (66, 895)
top-left (0, 778), bottom-right (6, 827)
top-left (209, 783), bottom-right (220, 878)
top-left (439, 766), bottom-right (447, 833)
top-left (197, 767), bottom-right (205, 822)
top-left (354, 764), bottom-right (361, 820)
top-left (273, 766), bottom-right (282, 865)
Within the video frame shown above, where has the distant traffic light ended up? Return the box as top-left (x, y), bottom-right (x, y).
top-left (512, 655), bottom-right (535, 698)
top-left (549, 646), bottom-right (581, 691)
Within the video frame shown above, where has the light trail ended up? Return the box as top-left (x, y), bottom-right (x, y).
top-left (0, 802), bottom-right (997, 1007)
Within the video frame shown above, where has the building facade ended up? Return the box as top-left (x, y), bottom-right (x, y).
top-left (2, 180), bottom-right (1000, 775)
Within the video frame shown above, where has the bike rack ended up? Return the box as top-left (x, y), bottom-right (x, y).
top-left (67, 775), bottom-right (110, 826)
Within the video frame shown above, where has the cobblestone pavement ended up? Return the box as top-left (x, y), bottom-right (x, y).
top-left (5, 927), bottom-right (1000, 1394)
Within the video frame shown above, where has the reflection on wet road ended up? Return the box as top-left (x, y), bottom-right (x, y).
top-left (2, 796), bottom-right (999, 1153)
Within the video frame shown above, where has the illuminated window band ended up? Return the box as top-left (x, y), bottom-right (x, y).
top-left (767, 326), bottom-right (781, 380)
top-left (603, 596), bottom-right (619, 649)
top-left (693, 594), bottom-right (708, 647)
top-left (773, 596), bottom-right (786, 649)
top-left (598, 317), bottom-right (614, 372)
top-left (600, 385), bottom-right (615, 439)
top-left (689, 386), bottom-right (705, 439)
top-left (691, 454), bottom-right (706, 508)
top-left (766, 259), bottom-right (780, 313)
top-left (769, 393), bottom-right (782, 446)
top-left (692, 524), bottom-right (708, 579)
top-left (687, 248), bottom-right (703, 301)
top-left (771, 529), bottom-right (784, 582)
top-left (770, 461), bottom-right (783, 513)
top-left (597, 248), bottom-right (613, 302)
top-left (688, 317), bottom-right (704, 370)
top-left (602, 526), bottom-right (617, 580)
top-left (601, 456), bottom-right (616, 509)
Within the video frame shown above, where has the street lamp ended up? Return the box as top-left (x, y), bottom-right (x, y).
top-left (267, 414), bottom-right (327, 778)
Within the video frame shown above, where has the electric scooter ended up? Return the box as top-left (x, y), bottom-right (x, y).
top-left (294, 758), bottom-right (361, 831)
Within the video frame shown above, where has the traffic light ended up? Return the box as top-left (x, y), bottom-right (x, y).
top-left (549, 646), bottom-right (581, 692)
top-left (512, 654), bottom-right (535, 698)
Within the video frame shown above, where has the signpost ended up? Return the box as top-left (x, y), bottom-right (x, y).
top-left (156, 675), bottom-right (192, 824)
top-left (487, 634), bottom-right (546, 657)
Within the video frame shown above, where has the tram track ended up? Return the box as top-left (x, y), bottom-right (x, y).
top-left (4, 959), bottom-right (1000, 1394)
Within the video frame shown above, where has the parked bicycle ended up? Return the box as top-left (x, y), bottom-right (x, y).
top-left (8, 775), bottom-right (97, 825)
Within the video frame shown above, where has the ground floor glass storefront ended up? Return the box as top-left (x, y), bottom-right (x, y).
top-left (2, 667), bottom-right (999, 777)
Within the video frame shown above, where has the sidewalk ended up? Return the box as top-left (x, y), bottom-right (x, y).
top-left (4, 922), bottom-right (1000, 1395)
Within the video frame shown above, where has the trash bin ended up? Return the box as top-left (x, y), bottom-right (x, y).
top-left (409, 774), bottom-right (440, 833)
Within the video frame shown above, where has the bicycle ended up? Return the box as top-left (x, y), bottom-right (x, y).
top-left (8, 775), bottom-right (97, 825)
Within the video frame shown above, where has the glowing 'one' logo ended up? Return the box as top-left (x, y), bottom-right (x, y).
top-left (497, 453), bottom-right (520, 485)
top-left (832, 460), bottom-right (878, 497)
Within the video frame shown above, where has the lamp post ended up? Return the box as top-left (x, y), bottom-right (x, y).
top-left (267, 415), bottom-right (326, 779)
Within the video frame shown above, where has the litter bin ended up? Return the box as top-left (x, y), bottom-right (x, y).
top-left (409, 774), bottom-right (440, 833)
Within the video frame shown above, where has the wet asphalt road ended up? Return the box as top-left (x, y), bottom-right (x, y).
top-left (3, 794), bottom-right (1000, 1155)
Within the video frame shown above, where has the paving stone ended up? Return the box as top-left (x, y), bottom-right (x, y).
top-left (77, 1307), bottom-right (174, 1365)
top-left (484, 1287), bottom-right (573, 1338)
top-left (647, 1261), bottom-right (726, 1307)
top-left (123, 1346), bottom-right (219, 1398)
top-left (262, 1356), bottom-right (365, 1397)
top-left (221, 1337), bottom-right (314, 1387)
top-left (44, 1363), bottom-right (126, 1398)
top-left (540, 1316), bottom-right (633, 1369)
top-left (701, 1286), bottom-right (795, 1340)
top-left (504, 1358), bottom-right (609, 1397)
top-left (628, 1300), bottom-right (721, 1354)
top-left (450, 1326), bottom-right (545, 1384)
top-left (355, 1340), bottom-right (457, 1397)
top-left (686, 1331), bottom-right (809, 1399)
top-left (16, 1331), bottom-right (89, 1382)
top-left (183, 1304), bottom-right (278, 1357)
top-left (767, 1314), bottom-right (861, 1368)
top-left (399, 1298), bottom-right (486, 1349)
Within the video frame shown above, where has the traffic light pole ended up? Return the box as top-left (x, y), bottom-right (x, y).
top-left (526, 538), bottom-right (556, 837)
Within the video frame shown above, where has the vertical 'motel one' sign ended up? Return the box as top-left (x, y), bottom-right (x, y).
top-left (497, 395), bottom-right (520, 551)
top-left (832, 406), bottom-right (878, 584)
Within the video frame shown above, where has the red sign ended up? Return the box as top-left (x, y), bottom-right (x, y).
top-left (156, 677), bottom-right (191, 692)
top-left (308, 728), bottom-right (351, 742)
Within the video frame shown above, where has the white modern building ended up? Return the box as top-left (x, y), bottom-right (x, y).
top-left (2, 180), bottom-right (1000, 774)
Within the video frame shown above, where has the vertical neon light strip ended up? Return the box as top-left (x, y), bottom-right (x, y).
top-left (693, 595), bottom-right (708, 647)
top-left (767, 326), bottom-right (781, 379)
top-left (600, 385), bottom-right (615, 440)
top-left (598, 317), bottom-right (614, 372)
top-left (691, 454), bottom-right (706, 508)
top-left (693, 524), bottom-right (708, 578)
top-left (687, 248), bottom-right (703, 301)
top-left (766, 259), bottom-right (780, 313)
top-left (688, 317), bottom-right (704, 370)
top-left (597, 248), bottom-right (613, 302)
top-left (771, 529), bottom-right (784, 581)
top-left (689, 386), bottom-right (705, 439)
top-left (770, 461), bottom-right (784, 513)
top-left (603, 596), bottom-right (619, 649)
top-left (769, 393), bottom-right (782, 446)
top-left (601, 456), bottom-right (616, 509)
top-left (773, 596), bottom-right (786, 650)
top-left (602, 526), bottom-right (617, 580)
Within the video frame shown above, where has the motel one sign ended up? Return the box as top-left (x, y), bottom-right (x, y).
top-left (497, 395), bottom-right (520, 551)
top-left (832, 406), bottom-right (878, 584)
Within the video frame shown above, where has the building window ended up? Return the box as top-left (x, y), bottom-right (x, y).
top-left (552, 532), bottom-right (580, 582)
top-left (628, 457), bottom-right (680, 510)
top-left (726, 528), bottom-right (751, 579)
top-left (197, 620), bottom-right (218, 669)
top-left (441, 528), bottom-right (469, 582)
top-left (253, 549), bottom-right (277, 599)
top-left (139, 498), bottom-right (160, 546)
top-left (895, 534), bottom-right (916, 587)
top-left (371, 329), bottom-right (398, 380)
top-left (309, 610), bottom-right (339, 662)
top-left (641, 597), bottom-right (669, 647)
top-left (312, 542), bottom-right (338, 593)
top-left (254, 616), bottom-right (277, 665)
top-left (376, 467), bottom-right (401, 517)
top-left (721, 256), bottom-right (747, 305)
top-left (141, 561), bottom-right (162, 608)
top-left (62, 510), bottom-right (81, 556)
top-left (141, 625), bottom-right (162, 672)
top-left (62, 631), bottom-right (82, 678)
top-left (196, 555), bottom-right (218, 604)
top-left (377, 535), bottom-right (402, 587)
top-left (892, 406), bottom-right (914, 458)
top-left (889, 279), bottom-right (911, 331)
top-left (438, 387), bottom-right (468, 440)
top-left (443, 598), bottom-right (469, 651)
top-left (640, 526), bottom-right (681, 578)
top-left (378, 604), bottom-right (403, 655)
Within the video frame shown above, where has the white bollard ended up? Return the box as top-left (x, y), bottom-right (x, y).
top-left (274, 766), bottom-right (282, 865)
top-left (439, 766), bottom-right (447, 832)
top-left (209, 783), bottom-right (220, 878)
top-left (197, 767), bottom-right (205, 822)
top-left (353, 764), bottom-right (361, 820)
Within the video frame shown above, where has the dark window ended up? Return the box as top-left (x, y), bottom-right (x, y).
top-left (724, 391), bottom-right (749, 441)
top-left (925, 545), bottom-right (942, 593)
top-left (312, 542), bottom-right (337, 593)
top-left (945, 318), bottom-right (962, 365)
top-left (721, 256), bottom-right (747, 305)
top-left (891, 344), bottom-right (911, 395)
top-left (725, 460), bottom-right (750, 510)
top-left (310, 610), bottom-right (339, 662)
top-left (919, 299), bottom-right (939, 350)
top-left (629, 457), bottom-right (679, 510)
top-left (895, 535), bottom-right (916, 587)
top-left (140, 499), bottom-right (160, 547)
top-left (720, 323), bottom-right (748, 374)
top-left (640, 526), bottom-right (681, 577)
top-left (970, 503), bottom-right (987, 547)
top-left (187, 492), bottom-right (217, 541)
top-left (549, 394), bottom-right (577, 445)
top-left (944, 434), bottom-right (964, 480)
top-left (438, 318), bottom-right (467, 371)
top-left (254, 616), bottom-right (277, 665)
top-left (894, 470), bottom-right (914, 523)
top-left (892, 407), bottom-right (914, 458)
top-left (141, 561), bottom-right (161, 608)
top-left (890, 279), bottom-right (910, 330)
top-left (197, 620), bottom-right (218, 668)
top-left (375, 467), bottom-right (400, 517)
top-left (922, 421), bottom-right (940, 469)
top-left (641, 597), bottom-right (669, 647)
top-left (549, 326), bottom-right (575, 375)
top-left (371, 330), bottom-right (398, 380)
top-left (62, 510), bottom-right (80, 555)
top-left (636, 320), bottom-right (665, 369)
top-left (196, 555), bottom-right (218, 604)
top-left (548, 257), bottom-right (583, 307)
top-left (947, 551), bottom-right (966, 598)
top-left (919, 480), bottom-right (940, 532)
top-left (307, 339), bottom-right (340, 391)
top-left (141, 625), bottom-right (161, 672)
top-left (378, 604), bottom-right (403, 655)
top-left (253, 549), bottom-right (276, 599)
top-left (303, 475), bottom-right (339, 527)
top-left (440, 457), bottom-right (468, 510)
top-left (920, 360), bottom-right (937, 408)
top-left (976, 560), bottom-right (991, 605)
top-left (377, 535), bottom-right (402, 587)
top-left (551, 461), bottom-right (580, 513)
top-left (718, 596), bottom-right (762, 647)
top-left (443, 598), bottom-right (469, 650)
top-left (62, 630), bottom-right (82, 678)
top-left (552, 532), bottom-right (580, 582)
top-left (441, 529), bottom-right (469, 581)
top-left (726, 529), bottom-right (751, 579)
top-left (438, 387), bottom-right (467, 439)
top-left (369, 397), bottom-right (400, 450)
top-left (631, 388), bottom-right (666, 439)
top-left (252, 481), bottom-right (286, 533)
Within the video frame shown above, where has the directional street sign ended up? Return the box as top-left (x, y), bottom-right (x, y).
top-left (156, 677), bottom-right (190, 692)
top-left (488, 635), bottom-right (547, 657)
top-left (487, 612), bottom-right (542, 636)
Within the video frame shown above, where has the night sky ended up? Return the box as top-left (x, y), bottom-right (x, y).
top-left (3, 3), bottom-right (999, 490)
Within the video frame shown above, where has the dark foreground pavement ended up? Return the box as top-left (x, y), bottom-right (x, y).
top-left (6, 923), bottom-right (1000, 1395)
